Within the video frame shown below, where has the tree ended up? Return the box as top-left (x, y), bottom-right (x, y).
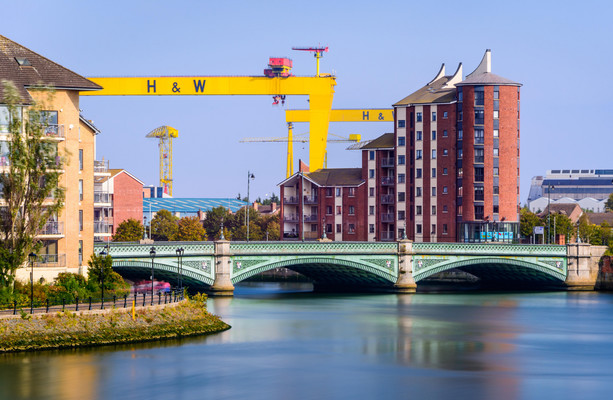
top-left (577, 214), bottom-right (593, 243)
top-left (113, 218), bottom-right (144, 242)
top-left (605, 193), bottom-right (613, 213)
top-left (176, 216), bottom-right (206, 241)
top-left (150, 209), bottom-right (178, 241)
top-left (87, 253), bottom-right (128, 293)
top-left (0, 82), bottom-right (65, 289)
top-left (520, 208), bottom-right (542, 239)
top-left (203, 206), bottom-right (234, 240)
top-left (546, 213), bottom-right (574, 243)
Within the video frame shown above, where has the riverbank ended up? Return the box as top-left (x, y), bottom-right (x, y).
top-left (0, 295), bottom-right (230, 353)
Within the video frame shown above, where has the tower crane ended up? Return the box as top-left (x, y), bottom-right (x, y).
top-left (292, 46), bottom-right (329, 77)
top-left (240, 127), bottom-right (360, 178)
top-left (146, 126), bottom-right (178, 196)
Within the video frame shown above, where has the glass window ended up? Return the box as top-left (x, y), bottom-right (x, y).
top-left (432, 187), bottom-right (436, 196)
top-left (326, 206), bottom-right (332, 215)
top-left (0, 140), bottom-right (9, 167)
top-left (398, 155), bottom-right (405, 165)
top-left (474, 109), bottom-right (484, 124)
top-left (475, 148), bottom-right (484, 163)
top-left (398, 173), bottom-right (405, 183)
top-left (493, 110), bottom-right (499, 119)
top-left (475, 186), bottom-right (484, 200)
top-left (432, 224), bottom-right (436, 234)
top-left (416, 112), bottom-right (422, 122)
top-left (336, 206), bottom-right (342, 215)
top-left (493, 167), bottom-right (499, 176)
top-left (398, 136), bottom-right (405, 146)
top-left (416, 168), bottom-right (422, 178)
top-left (398, 119), bottom-right (406, 128)
top-left (336, 187), bottom-right (341, 197)
top-left (493, 186), bottom-right (499, 194)
top-left (443, 149), bottom-right (448, 156)
top-left (443, 129), bottom-right (448, 137)
top-left (458, 129), bottom-right (463, 140)
top-left (398, 192), bottom-right (405, 202)
top-left (398, 211), bottom-right (405, 220)
top-left (336, 224), bottom-right (341, 233)
top-left (79, 149), bottom-right (83, 171)
top-left (443, 168), bottom-right (448, 175)
top-left (78, 240), bottom-right (83, 265)
top-left (416, 206), bottom-right (422, 215)
top-left (443, 205), bottom-right (448, 212)
top-left (369, 187), bottom-right (375, 197)
top-left (349, 206), bottom-right (355, 215)
top-left (416, 224), bottom-right (422, 234)
top-left (443, 224), bottom-right (448, 234)
top-left (475, 129), bottom-right (484, 144)
top-left (432, 149), bottom-right (436, 159)
top-left (432, 168), bottom-right (436, 178)
top-left (432, 130), bottom-right (436, 140)
top-left (369, 169), bottom-right (375, 178)
top-left (79, 180), bottom-right (83, 201)
top-left (494, 91), bottom-right (499, 99)
top-left (443, 186), bottom-right (448, 194)
top-left (475, 167), bottom-right (484, 182)
top-left (369, 206), bottom-right (374, 215)
top-left (432, 112), bottom-right (436, 121)
top-left (416, 187), bottom-right (422, 197)
top-left (443, 111), bottom-right (448, 119)
top-left (348, 224), bottom-right (355, 234)
top-left (369, 151), bottom-right (375, 160)
top-left (369, 224), bottom-right (375, 234)
top-left (432, 206), bottom-right (436, 215)
top-left (416, 131), bottom-right (422, 141)
top-left (416, 150), bottom-right (422, 160)
top-left (79, 210), bottom-right (83, 231)
top-left (474, 90), bottom-right (484, 105)
top-left (493, 148), bottom-right (499, 157)
top-left (458, 149), bottom-right (463, 159)
top-left (493, 129), bottom-right (499, 137)
top-left (493, 205), bottom-right (499, 214)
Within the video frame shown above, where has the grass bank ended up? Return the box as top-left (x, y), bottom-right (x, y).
top-left (0, 294), bottom-right (230, 353)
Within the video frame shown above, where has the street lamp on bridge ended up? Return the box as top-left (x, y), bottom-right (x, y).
top-left (246, 171), bottom-right (255, 242)
top-left (149, 246), bottom-right (156, 305)
top-left (176, 247), bottom-right (184, 293)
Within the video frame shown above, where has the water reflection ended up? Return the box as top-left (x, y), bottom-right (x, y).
top-left (0, 285), bottom-right (612, 400)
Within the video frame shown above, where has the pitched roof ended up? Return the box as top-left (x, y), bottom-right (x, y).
top-left (587, 213), bottom-right (613, 226)
top-left (393, 76), bottom-right (457, 106)
top-left (457, 49), bottom-right (521, 87)
top-left (359, 133), bottom-right (395, 149)
top-left (0, 35), bottom-right (101, 103)
top-left (539, 203), bottom-right (582, 220)
top-left (306, 168), bottom-right (364, 187)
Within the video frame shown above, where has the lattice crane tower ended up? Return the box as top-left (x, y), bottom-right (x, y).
top-left (146, 126), bottom-right (178, 196)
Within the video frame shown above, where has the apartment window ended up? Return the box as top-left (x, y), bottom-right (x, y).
top-left (475, 148), bottom-right (484, 163)
top-left (416, 206), bottom-right (422, 215)
top-left (398, 155), bottom-right (406, 165)
top-left (432, 224), bottom-right (436, 234)
top-left (416, 224), bottom-right (422, 234)
top-left (493, 167), bottom-right (499, 176)
top-left (349, 206), bottom-right (355, 215)
top-left (493, 186), bottom-right (499, 194)
top-left (398, 136), bottom-right (405, 146)
top-left (494, 100), bottom-right (499, 111)
top-left (336, 187), bottom-right (341, 197)
top-left (336, 224), bottom-right (341, 233)
top-left (369, 187), bottom-right (375, 197)
top-left (416, 131), bottom-right (422, 141)
top-left (326, 206), bottom-right (332, 215)
top-left (416, 150), bottom-right (422, 160)
top-left (442, 149), bottom-right (448, 156)
top-left (443, 186), bottom-right (448, 194)
top-left (369, 151), bottom-right (375, 160)
top-left (432, 150), bottom-right (436, 159)
top-left (326, 224), bottom-right (332, 233)
top-left (416, 168), bottom-right (422, 178)
top-left (348, 224), bottom-right (356, 234)
top-left (369, 206), bottom-right (375, 215)
top-left (432, 130), bottom-right (436, 140)
top-left (79, 210), bottom-right (83, 231)
top-left (443, 205), bottom-right (448, 213)
top-left (474, 90), bottom-right (484, 106)
top-left (493, 205), bottom-right (499, 214)
top-left (458, 129), bottom-right (463, 140)
top-left (79, 149), bottom-right (83, 171)
top-left (398, 119), bottom-right (406, 128)
top-left (416, 112), bottom-right (422, 122)
top-left (475, 167), bottom-right (484, 182)
top-left (398, 192), bottom-right (405, 202)
top-left (493, 129), bottom-right (499, 138)
top-left (78, 240), bottom-right (83, 265)
top-left (493, 110), bottom-right (499, 119)
top-left (443, 168), bottom-right (448, 175)
top-left (398, 211), bottom-right (405, 220)
top-left (475, 186), bottom-right (484, 201)
top-left (398, 173), bottom-right (405, 183)
top-left (432, 206), bottom-right (436, 215)
top-left (369, 169), bottom-right (375, 179)
top-left (443, 224), bottom-right (448, 234)
top-left (443, 111), bottom-right (448, 119)
top-left (369, 224), bottom-right (375, 234)
top-left (493, 148), bottom-right (499, 157)
top-left (432, 187), bottom-right (436, 196)
top-left (474, 205), bottom-right (484, 220)
top-left (443, 129), bottom-right (448, 137)
top-left (432, 168), bottom-right (436, 178)
top-left (458, 111), bottom-right (463, 121)
top-left (311, 224), bottom-right (317, 232)
top-left (475, 129), bottom-right (484, 144)
top-left (458, 89), bottom-right (463, 101)
top-left (79, 180), bottom-right (83, 201)
top-left (336, 206), bottom-right (342, 215)
top-left (416, 187), bottom-right (422, 197)
top-left (474, 109), bottom-right (484, 124)
top-left (326, 188), bottom-right (333, 197)
top-left (432, 112), bottom-right (436, 121)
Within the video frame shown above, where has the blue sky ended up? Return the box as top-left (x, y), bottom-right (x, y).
top-left (4, 0), bottom-right (612, 203)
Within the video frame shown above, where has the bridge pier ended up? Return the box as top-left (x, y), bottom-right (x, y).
top-left (393, 240), bottom-right (417, 293)
top-left (209, 240), bottom-right (235, 296)
top-left (565, 243), bottom-right (607, 290)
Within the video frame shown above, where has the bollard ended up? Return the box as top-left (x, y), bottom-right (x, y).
top-left (142, 293), bottom-right (146, 307)
top-left (89, 296), bottom-right (92, 310)
top-left (124, 294), bottom-right (128, 308)
top-left (75, 297), bottom-right (78, 312)
top-left (13, 301), bottom-right (17, 315)
top-left (158, 292), bottom-right (161, 305)
top-left (113, 295), bottom-right (117, 307)
top-left (62, 298), bottom-right (65, 312)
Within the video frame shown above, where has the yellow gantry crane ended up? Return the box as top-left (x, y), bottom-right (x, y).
top-left (146, 126), bottom-right (178, 196)
top-left (240, 129), bottom-right (361, 177)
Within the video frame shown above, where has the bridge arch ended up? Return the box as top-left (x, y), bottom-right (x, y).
top-left (112, 260), bottom-right (214, 289)
top-left (232, 256), bottom-right (398, 287)
top-left (413, 257), bottom-right (566, 284)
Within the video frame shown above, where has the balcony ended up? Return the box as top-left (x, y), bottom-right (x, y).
top-left (303, 214), bottom-right (319, 222)
top-left (94, 160), bottom-right (109, 174)
top-left (381, 158), bottom-right (395, 167)
top-left (381, 177), bottom-right (395, 186)
top-left (380, 231), bottom-right (395, 241)
top-left (283, 231), bottom-right (300, 240)
top-left (34, 253), bottom-right (66, 267)
top-left (42, 124), bottom-right (65, 139)
top-left (381, 213), bottom-right (395, 222)
top-left (381, 194), bottom-right (395, 204)
top-left (284, 196), bottom-right (299, 204)
top-left (283, 214), bottom-right (299, 223)
top-left (303, 196), bottom-right (318, 205)
top-left (94, 221), bottom-right (113, 234)
top-left (94, 192), bottom-right (112, 204)
top-left (38, 221), bottom-right (63, 236)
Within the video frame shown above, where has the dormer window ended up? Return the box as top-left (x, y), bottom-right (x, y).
top-left (14, 57), bottom-right (31, 66)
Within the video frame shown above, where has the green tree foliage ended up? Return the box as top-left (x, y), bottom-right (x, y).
top-left (176, 216), bottom-right (206, 241)
top-left (0, 82), bottom-right (65, 289)
top-left (87, 253), bottom-right (127, 294)
top-left (113, 218), bottom-right (144, 242)
top-left (150, 209), bottom-right (178, 241)
top-left (545, 213), bottom-right (574, 243)
top-left (606, 193), bottom-right (613, 212)
top-left (520, 208), bottom-right (542, 239)
top-left (202, 206), bottom-right (234, 240)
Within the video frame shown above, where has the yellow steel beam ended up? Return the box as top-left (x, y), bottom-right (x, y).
top-left (286, 108), bottom-right (394, 123)
top-left (81, 76), bottom-right (336, 171)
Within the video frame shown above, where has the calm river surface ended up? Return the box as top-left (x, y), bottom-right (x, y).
top-left (1, 283), bottom-right (613, 400)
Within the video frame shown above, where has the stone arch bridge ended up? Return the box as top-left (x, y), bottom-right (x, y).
top-left (94, 240), bottom-right (603, 295)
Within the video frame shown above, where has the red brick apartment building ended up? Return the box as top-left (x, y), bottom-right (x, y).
top-left (280, 50), bottom-right (521, 242)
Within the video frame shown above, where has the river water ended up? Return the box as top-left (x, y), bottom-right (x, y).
top-left (1, 283), bottom-right (612, 400)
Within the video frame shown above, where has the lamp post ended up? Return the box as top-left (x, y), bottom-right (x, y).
top-left (321, 216), bottom-right (327, 239)
top-left (176, 247), bottom-right (184, 293)
top-left (149, 246), bottom-right (156, 305)
top-left (100, 247), bottom-right (107, 309)
top-left (246, 171), bottom-right (255, 241)
top-left (29, 252), bottom-right (36, 314)
top-left (547, 184), bottom-right (555, 244)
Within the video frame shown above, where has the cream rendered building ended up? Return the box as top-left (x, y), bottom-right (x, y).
top-left (0, 35), bottom-right (102, 282)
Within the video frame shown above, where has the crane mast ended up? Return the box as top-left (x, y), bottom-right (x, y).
top-left (146, 126), bottom-right (178, 196)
